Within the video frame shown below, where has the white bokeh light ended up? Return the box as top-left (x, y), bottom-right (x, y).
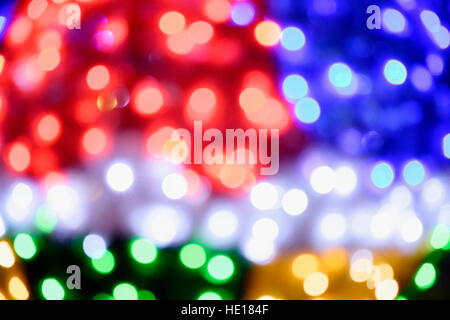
top-left (82, 234), bottom-right (107, 259)
top-left (46, 184), bottom-right (79, 222)
top-left (252, 218), bottom-right (279, 241)
top-left (320, 213), bottom-right (346, 240)
top-left (370, 212), bottom-right (394, 240)
top-left (106, 161), bottom-right (135, 192)
top-left (142, 206), bottom-right (185, 247)
top-left (400, 216), bottom-right (423, 243)
top-left (207, 210), bottom-right (238, 238)
top-left (0, 216), bottom-right (6, 237)
top-left (421, 178), bottom-right (445, 207)
top-left (242, 237), bottom-right (276, 265)
top-left (162, 173), bottom-right (188, 200)
top-left (282, 188), bottom-right (308, 216)
top-left (334, 166), bottom-right (358, 195)
top-left (250, 182), bottom-right (279, 210)
top-left (310, 166), bottom-right (336, 194)
top-left (5, 182), bottom-right (35, 223)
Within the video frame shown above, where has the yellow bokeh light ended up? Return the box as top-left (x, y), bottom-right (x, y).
top-left (375, 279), bottom-right (398, 300)
top-left (303, 272), bottom-right (329, 297)
top-left (292, 253), bottom-right (319, 279)
top-left (0, 241), bottom-right (15, 268)
top-left (350, 258), bottom-right (373, 282)
top-left (8, 277), bottom-right (29, 300)
top-left (255, 21), bottom-right (281, 47)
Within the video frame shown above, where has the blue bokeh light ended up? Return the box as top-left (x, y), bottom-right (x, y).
top-left (426, 54), bottom-right (444, 75)
top-left (383, 9), bottom-right (406, 33)
top-left (402, 160), bottom-right (426, 186)
top-left (384, 59), bottom-right (407, 85)
top-left (444, 134), bottom-right (450, 159)
top-left (294, 97), bottom-right (321, 124)
top-left (280, 26), bottom-right (305, 51)
top-left (328, 63), bottom-right (353, 88)
top-left (371, 162), bottom-right (395, 189)
top-left (282, 74), bottom-right (308, 100)
top-left (411, 65), bottom-right (433, 92)
top-left (230, 2), bottom-right (255, 26)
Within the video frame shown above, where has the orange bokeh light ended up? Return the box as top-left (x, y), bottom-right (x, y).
top-left (187, 21), bottom-right (214, 44)
top-left (86, 65), bottom-right (110, 90)
top-left (203, 0), bottom-right (231, 23)
top-left (239, 87), bottom-right (266, 113)
top-left (82, 127), bottom-right (108, 156)
top-left (190, 88), bottom-right (216, 113)
top-left (159, 11), bottom-right (186, 35)
top-left (38, 48), bottom-right (61, 71)
top-left (36, 114), bottom-right (61, 144)
top-left (6, 141), bottom-right (31, 173)
top-left (255, 21), bottom-right (281, 47)
top-left (133, 85), bottom-right (164, 116)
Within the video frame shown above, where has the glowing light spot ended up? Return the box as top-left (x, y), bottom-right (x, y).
top-left (382, 9), bottom-right (406, 33)
top-left (159, 11), bottom-right (185, 36)
top-left (320, 213), bottom-right (346, 240)
top-left (400, 216), bottom-right (423, 243)
top-left (208, 210), bottom-right (238, 238)
top-left (310, 166), bottom-right (336, 194)
top-left (14, 233), bottom-right (37, 260)
top-left (230, 2), bottom-right (255, 26)
top-left (207, 255), bottom-right (234, 282)
top-left (204, 0), bottom-right (231, 23)
top-left (432, 26), bottom-right (450, 49)
top-left (8, 16), bottom-right (33, 44)
top-left (303, 272), bottom-right (328, 296)
top-left (82, 127), bottom-right (108, 156)
top-left (426, 54), bottom-right (444, 75)
top-left (255, 21), bottom-right (281, 47)
top-left (28, 0), bottom-right (47, 20)
top-left (335, 166), bottom-right (358, 195)
top-left (414, 263), bottom-right (436, 290)
top-left (39, 30), bottom-right (62, 50)
top-left (7, 142), bottom-right (31, 173)
top-left (402, 160), bottom-right (425, 186)
top-left (375, 279), bottom-right (398, 300)
top-left (113, 283), bottom-right (138, 300)
top-left (243, 237), bottom-right (275, 264)
top-left (92, 250), bottom-right (115, 274)
top-left (9, 277), bottom-right (29, 300)
top-left (371, 162), bottom-right (394, 189)
top-left (198, 291), bottom-right (222, 300)
top-left (280, 26), bottom-right (306, 51)
top-left (187, 21), bottom-right (214, 44)
top-left (41, 278), bottom-right (65, 300)
top-left (282, 188), bottom-right (308, 216)
top-left (86, 65), bottom-right (110, 90)
top-left (180, 243), bottom-right (206, 269)
top-left (37, 114), bottom-right (61, 143)
top-left (371, 211), bottom-right (394, 240)
top-left (134, 87), bottom-right (164, 115)
top-left (443, 134), bottom-right (450, 158)
top-left (292, 254), bottom-right (319, 279)
top-left (420, 10), bottom-right (440, 33)
top-left (239, 87), bottom-right (266, 113)
top-left (142, 206), bottom-right (184, 247)
top-left (83, 234), bottom-right (107, 259)
top-left (0, 216), bottom-right (5, 237)
top-left (162, 173), bottom-right (188, 200)
top-left (328, 63), bottom-right (353, 88)
top-left (106, 162), bottom-right (134, 192)
top-left (250, 182), bottom-right (278, 210)
top-left (0, 241), bottom-right (15, 268)
top-left (252, 218), bottom-right (279, 241)
top-left (422, 178), bottom-right (445, 206)
top-left (430, 225), bottom-right (449, 249)
top-left (282, 74), bottom-right (308, 100)
top-left (167, 30), bottom-right (194, 55)
top-left (190, 88), bottom-right (216, 113)
top-left (411, 66), bottom-right (433, 92)
top-left (37, 48), bottom-right (60, 71)
top-left (295, 97), bottom-right (321, 124)
top-left (130, 238), bottom-right (157, 264)
top-left (384, 59), bottom-right (407, 85)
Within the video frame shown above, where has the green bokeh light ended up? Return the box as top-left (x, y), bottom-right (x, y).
top-left (430, 225), bottom-right (450, 249)
top-left (35, 206), bottom-right (57, 234)
top-left (414, 263), bottom-right (436, 290)
top-left (207, 255), bottom-right (234, 282)
top-left (180, 243), bottom-right (206, 269)
top-left (94, 293), bottom-right (113, 300)
top-left (130, 238), bottom-right (157, 264)
top-left (13, 233), bottom-right (37, 260)
top-left (41, 278), bottom-right (65, 300)
top-left (113, 283), bottom-right (138, 300)
top-left (139, 290), bottom-right (156, 300)
top-left (198, 291), bottom-right (222, 300)
top-left (92, 250), bottom-right (115, 274)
